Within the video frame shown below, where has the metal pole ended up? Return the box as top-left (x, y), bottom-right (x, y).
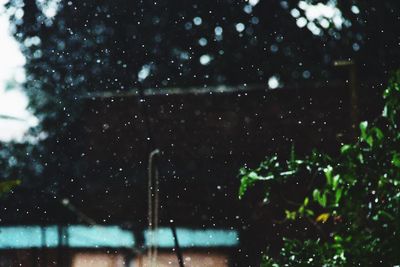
top-left (170, 222), bottom-right (185, 267)
top-left (137, 82), bottom-right (185, 267)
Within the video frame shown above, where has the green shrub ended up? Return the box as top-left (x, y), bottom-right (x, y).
top-left (239, 71), bottom-right (400, 266)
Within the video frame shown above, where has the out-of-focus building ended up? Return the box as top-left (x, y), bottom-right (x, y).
top-left (0, 82), bottom-right (380, 266)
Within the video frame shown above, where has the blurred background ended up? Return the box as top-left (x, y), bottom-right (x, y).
top-left (0, 0), bottom-right (398, 266)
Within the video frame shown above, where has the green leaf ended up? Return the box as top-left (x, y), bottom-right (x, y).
top-left (373, 127), bottom-right (384, 140)
top-left (298, 205), bottom-right (304, 214)
top-left (313, 189), bottom-right (327, 207)
top-left (340, 144), bottom-right (351, 154)
top-left (359, 121), bottom-right (374, 146)
top-left (366, 135), bottom-right (373, 146)
top-left (359, 121), bottom-right (368, 136)
top-left (239, 167), bottom-right (247, 175)
top-left (382, 105), bottom-right (388, 117)
top-left (391, 153), bottom-right (400, 167)
top-left (324, 165), bottom-right (333, 185)
top-left (305, 209), bottom-right (315, 216)
top-left (319, 193), bottom-right (327, 208)
top-left (285, 210), bottom-right (297, 220)
top-left (357, 153), bottom-right (364, 163)
top-left (303, 197), bottom-right (309, 206)
top-left (335, 188), bottom-right (343, 204)
top-left (313, 189), bottom-right (320, 202)
top-left (248, 171), bottom-right (259, 179)
top-left (332, 174), bottom-right (340, 190)
top-left (334, 235), bottom-right (343, 242)
top-left (239, 175), bottom-right (255, 199)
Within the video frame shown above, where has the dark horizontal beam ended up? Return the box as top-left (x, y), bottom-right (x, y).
top-left (80, 81), bottom-right (346, 99)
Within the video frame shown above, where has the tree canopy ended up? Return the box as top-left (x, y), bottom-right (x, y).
top-left (2, 0), bottom-right (398, 188)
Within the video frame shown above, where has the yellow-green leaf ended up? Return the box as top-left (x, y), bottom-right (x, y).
top-left (316, 213), bottom-right (330, 223)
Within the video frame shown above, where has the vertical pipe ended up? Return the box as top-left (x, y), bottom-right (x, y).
top-left (137, 84), bottom-right (185, 266)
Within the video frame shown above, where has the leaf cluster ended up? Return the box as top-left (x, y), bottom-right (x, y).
top-left (239, 71), bottom-right (400, 266)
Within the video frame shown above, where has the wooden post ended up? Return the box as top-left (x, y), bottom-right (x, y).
top-left (334, 60), bottom-right (359, 141)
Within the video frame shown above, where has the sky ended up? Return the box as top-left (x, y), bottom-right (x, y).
top-left (0, 0), bottom-right (38, 142)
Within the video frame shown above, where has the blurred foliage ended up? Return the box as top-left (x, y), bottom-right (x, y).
top-left (0, 141), bottom-right (42, 188)
top-left (2, 0), bottom-right (398, 195)
top-left (5, 0), bottom-right (399, 91)
top-left (239, 71), bottom-right (400, 266)
top-left (0, 180), bottom-right (21, 195)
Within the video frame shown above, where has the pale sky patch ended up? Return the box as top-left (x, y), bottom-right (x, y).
top-left (0, 0), bottom-right (38, 142)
